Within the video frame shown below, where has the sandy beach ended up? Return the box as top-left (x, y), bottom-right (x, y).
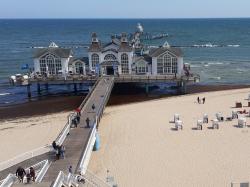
top-left (0, 112), bottom-right (68, 162)
top-left (88, 88), bottom-right (250, 187)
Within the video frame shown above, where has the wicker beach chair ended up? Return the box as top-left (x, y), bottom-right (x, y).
top-left (175, 120), bottom-right (183, 130)
top-left (212, 119), bottom-right (219, 129)
top-left (238, 117), bottom-right (247, 128)
top-left (203, 114), bottom-right (208, 123)
top-left (174, 114), bottom-right (180, 123)
top-left (197, 120), bottom-right (203, 130)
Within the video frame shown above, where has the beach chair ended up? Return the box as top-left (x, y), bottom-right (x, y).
top-left (203, 114), bottom-right (208, 123)
top-left (175, 120), bottom-right (183, 130)
top-left (232, 110), bottom-right (238, 119)
top-left (216, 113), bottom-right (224, 121)
top-left (235, 102), bottom-right (242, 108)
top-left (212, 119), bottom-right (219, 129)
top-left (197, 120), bottom-right (203, 130)
top-left (238, 118), bottom-right (247, 128)
top-left (174, 114), bottom-right (180, 123)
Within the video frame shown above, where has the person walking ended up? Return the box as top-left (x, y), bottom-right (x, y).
top-left (60, 145), bottom-right (65, 159)
top-left (52, 141), bottom-right (57, 150)
top-left (86, 117), bottom-right (90, 128)
top-left (56, 146), bottom-right (61, 160)
top-left (16, 167), bottom-right (26, 183)
top-left (197, 97), bottom-right (200, 104)
top-left (68, 165), bottom-right (73, 174)
top-left (29, 167), bottom-right (36, 182)
top-left (202, 97), bottom-right (206, 104)
top-left (92, 104), bottom-right (96, 110)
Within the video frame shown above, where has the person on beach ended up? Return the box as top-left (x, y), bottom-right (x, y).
top-left (56, 146), bottom-right (61, 160)
top-left (86, 117), bottom-right (90, 128)
top-left (202, 97), bottom-right (206, 104)
top-left (29, 167), bottom-right (36, 182)
top-left (68, 165), bottom-right (73, 174)
top-left (197, 97), bottom-right (200, 104)
top-left (92, 104), bottom-right (96, 110)
top-left (16, 167), bottom-right (26, 183)
top-left (52, 141), bottom-right (57, 150)
top-left (60, 145), bottom-right (65, 159)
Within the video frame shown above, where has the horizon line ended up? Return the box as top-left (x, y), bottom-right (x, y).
top-left (0, 17), bottom-right (250, 20)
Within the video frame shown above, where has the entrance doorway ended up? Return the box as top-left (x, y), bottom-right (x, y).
top-left (106, 66), bottom-right (114, 75)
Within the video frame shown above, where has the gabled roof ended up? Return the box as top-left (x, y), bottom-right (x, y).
top-left (69, 57), bottom-right (89, 65)
top-left (33, 48), bottom-right (72, 58)
top-left (149, 47), bottom-right (183, 57)
top-left (118, 43), bottom-right (133, 52)
top-left (133, 54), bottom-right (152, 64)
top-left (89, 42), bottom-right (102, 52)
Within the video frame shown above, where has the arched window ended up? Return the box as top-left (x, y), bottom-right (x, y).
top-left (121, 53), bottom-right (129, 74)
top-left (39, 54), bottom-right (61, 75)
top-left (91, 54), bottom-right (99, 69)
top-left (104, 54), bottom-right (117, 61)
top-left (157, 53), bottom-right (177, 74)
top-left (172, 57), bottom-right (178, 73)
top-left (75, 61), bottom-right (84, 74)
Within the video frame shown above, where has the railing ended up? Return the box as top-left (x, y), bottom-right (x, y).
top-left (0, 174), bottom-right (16, 187)
top-left (52, 171), bottom-right (79, 187)
top-left (0, 146), bottom-right (51, 172)
top-left (0, 159), bottom-right (50, 187)
top-left (35, 160), bottom-right (51, 183)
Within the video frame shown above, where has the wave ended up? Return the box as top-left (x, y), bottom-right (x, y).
top-left (175, 43), bottom-right (240, 48)
top-left (209, 77), bottom-right (221, 80)
top-left (0, 92), bottom-right (11, 96)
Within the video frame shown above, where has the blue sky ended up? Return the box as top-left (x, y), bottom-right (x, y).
top-left (1, 0), bottom-right (250, 18)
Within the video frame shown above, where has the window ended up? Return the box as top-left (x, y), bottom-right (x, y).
top-left (75, 61), bottom-right (84, 74)
top-left (91, 54), bottom-right (99, 69)
top-left (172, 58), bottom-right (178, 74)
top-left (39, 54), bottom-right (62, 75)
top-left (104, 54), bottom-right (117, 61)
top-left (136, 62), bottom-right (148, 74)
top-left (157, 53), bottom-right (178, 74)
top-left (121, 53), bottom-right (129, 74)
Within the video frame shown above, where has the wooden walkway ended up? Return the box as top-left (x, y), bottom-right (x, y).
top-left (0, 77), bottom-right (114, 186)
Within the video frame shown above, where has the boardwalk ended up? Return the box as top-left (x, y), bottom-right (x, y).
top-left (0, 77), bottom-right (114, 186)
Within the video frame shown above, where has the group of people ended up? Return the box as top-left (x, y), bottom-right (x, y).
top-left (16, 166), bottom-right (35, 183)
top-left (197, 97), bottom-right (206, 104)
top-left (52, 141), bottom-right (65, 160)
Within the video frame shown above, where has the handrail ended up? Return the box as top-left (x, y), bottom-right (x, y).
top-left (0, 174), bottom-right (16, 187)
top-left (0, 146), bottom-right (51, 172)
top-left (52, 171), bottom-right (64, 187)
top-left (35, 160), bottom-right (50, 183)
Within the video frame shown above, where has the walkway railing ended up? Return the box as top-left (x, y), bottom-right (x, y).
top-left (0, 146), bottom-right (51, 172)
top-left (52, 171), bottom-right (79, 187)
top-left (0, 159), bottom-right (50, 187)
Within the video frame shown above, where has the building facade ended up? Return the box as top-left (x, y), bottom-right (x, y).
top-left (33, 35), bottom-right (184, 77)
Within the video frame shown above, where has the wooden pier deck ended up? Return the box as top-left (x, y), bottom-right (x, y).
top-left (0, 77), bottom-right (114, 186)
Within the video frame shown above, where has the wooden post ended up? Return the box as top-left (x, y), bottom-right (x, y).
top-left (37, 83), bottom-right (41, 95)
top-left (27, 84), bottom-right (31, 99)
top-left (74, 83), bottom-right (77, 93)
top-left (45, 83), bottom-right (49, 92)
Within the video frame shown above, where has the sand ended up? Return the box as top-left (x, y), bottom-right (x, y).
top-left (0, 112), bottom-right (68, 162)
top-left (88, 88), bottom-right (250, 187)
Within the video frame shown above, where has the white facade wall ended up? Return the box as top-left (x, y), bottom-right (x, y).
top-left (34, 58), bottom-right (40, 73)
top-left (177, 57), bottom-right (183, 76)
top-left (152, 57), bottom-right (158, 75)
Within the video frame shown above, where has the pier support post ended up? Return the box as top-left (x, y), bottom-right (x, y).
top-left (37, 83), bottom-right (41, 95)
top-left (79, 83), bottom-right (83, 90)
top-left (45, 83), bottom-right (49, 92)
top-left (74, 83), bottom-right (77, 94)
top-left (145, 83), bottom-right (149, 95)
top-left (27, 84), bottom-right (31, 99)
top-left (181, 81), bottom-right (187, 94)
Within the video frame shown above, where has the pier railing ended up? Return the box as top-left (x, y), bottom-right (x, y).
top-left (0, 146), bottom-right (51, 172)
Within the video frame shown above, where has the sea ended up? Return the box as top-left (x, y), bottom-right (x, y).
top-left (0, 18), bottom-right (250, 106)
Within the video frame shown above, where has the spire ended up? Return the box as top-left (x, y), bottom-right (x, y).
top-left (163, 40), bottom-right (170, 48)
top-left (121, 33), bottom-right (128, 43)
top-left (91, 33), bottom-right (99, 43)
top-left (49, 42), bottom-right (58, 48)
